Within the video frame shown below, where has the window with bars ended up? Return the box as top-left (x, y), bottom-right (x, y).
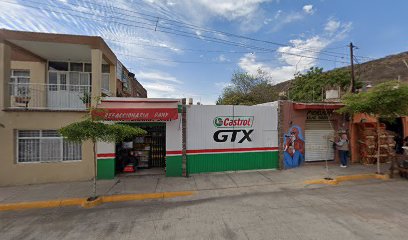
top-left (17, 130), bottom-right (82, 163)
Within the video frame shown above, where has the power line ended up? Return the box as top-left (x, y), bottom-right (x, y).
top-left (3, 0), bottom-right (282, 53)
top-left (116, 53), bottom-right (235, 64)
top-left (0, 0), bottom-right (352, 64)
top-left (3, 1), bottom-right (345, 63)
top-left (107, 38), bottom-right (267, 54)
top-left (74, 0), bottom-right (352, 57)
top-left (116, 52), bottom-right (295, 65)
top-left (11, 0), bottom-right (352, 58)
top-left (5, 0), bottom-right (373, 62)
top-left (67, 0), bottom-right (375, 61)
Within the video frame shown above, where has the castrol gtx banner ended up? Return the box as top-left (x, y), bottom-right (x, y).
top-left (186, 105), bottom-right (278, 153)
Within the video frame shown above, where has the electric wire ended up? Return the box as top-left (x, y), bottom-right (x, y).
top-left (2, 0), bottom-right (369, 61)
top-left (56, 0), bottom-right (354, 57)
top-left (0, 0), bottom-right (354, 65)
top-left (4, 0), bottom-right (371, 63)
top-left (9, 0), bottom-right (369, 63)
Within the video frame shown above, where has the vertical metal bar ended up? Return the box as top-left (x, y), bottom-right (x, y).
top-left (278, 101), bottom-right (284, 170)
top-left (181, 98), bottom-right (188, 177)
top-left (350, 42), bottom-right (355, 93)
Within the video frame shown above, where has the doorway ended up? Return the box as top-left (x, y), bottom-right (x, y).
top-left (305, 120), bottom-right (335, 162)
top-left (381, 117), bottom-right (403, 154)
top-left (115, 123), bottom-right (166, 175)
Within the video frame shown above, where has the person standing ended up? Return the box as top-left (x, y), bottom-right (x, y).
top-left (336, 133), bottom-right (349, 168)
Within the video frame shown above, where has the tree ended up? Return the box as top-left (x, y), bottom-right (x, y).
top-left (59, 112), bottom-right (146, 200)
top-left (338, 81), bottom-right (408, 173)
top-left (288, 67), bottom-right (359, 102)
top-left (216, 69), bottom-right (278, 105)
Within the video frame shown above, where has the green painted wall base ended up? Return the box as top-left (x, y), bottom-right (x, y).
top-left (97, 158), bottom-right (115, 179)
top-left (187, 151), bottom-right (279, 174)
top-left (166, 156), bottom-right (183, 177)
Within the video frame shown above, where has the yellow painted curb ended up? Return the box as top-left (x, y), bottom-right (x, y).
top-left (0, 191), bottom-right (195, 212)
top-left (304, 173), bottom-right (390, 186)
top-left (82, 197), bottom-right (103, 208)
top-left (304, 179), bottom-right (338, 185)
top-left (336, 174), bottom-right (377, 182)
top-left (163, 191), bottom-right (194, 198)
top-left (375, 174), bottom-right (390, 180)
top-left (0, 198), bottom-right (84, 211)
top-left (101, 191), bottom-right (195, 203)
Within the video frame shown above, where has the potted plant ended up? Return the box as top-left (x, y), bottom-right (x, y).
top-left (80, 91), bottom-right (91, 108)
top-left (15, 87), bottom-right (31, 105)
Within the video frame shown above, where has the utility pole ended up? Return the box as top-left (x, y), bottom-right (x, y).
top-left (349, 42), bottom-right (356, 93)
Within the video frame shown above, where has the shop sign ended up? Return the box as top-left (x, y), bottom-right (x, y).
top-left (213, 116), bottom-right (254, 143)
top-left (94, 108), bottom-right (178, 121)
top-left (213, 129), bottom-right (253, 143)
top-left (306, 110), bottom-right (331, 120)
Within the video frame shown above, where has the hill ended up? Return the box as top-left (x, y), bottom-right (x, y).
top-left (274, 51), bottom-right (408, 92)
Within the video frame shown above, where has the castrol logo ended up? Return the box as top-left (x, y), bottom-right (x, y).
top-left (213, 116), bottom-right (254, 128)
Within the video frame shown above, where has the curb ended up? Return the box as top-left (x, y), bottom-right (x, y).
top-left (304, 173), bottom-right (390, 185)
top-left (304, 178), bottom-right (338, 185)
top-left (0, 191), bottom-right (194, 212)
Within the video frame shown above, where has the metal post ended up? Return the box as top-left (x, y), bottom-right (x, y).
top-left (181, 98), bottom-right (188, 177)
top-left (377, 122), bottom-right (381, 174)
top-left (349, 42), bottom-right (356, 93)
top-left (278, 101), bottom-right (285, 170)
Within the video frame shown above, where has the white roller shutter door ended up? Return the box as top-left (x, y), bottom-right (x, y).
top-left (305, 121), bottom-right (335, 162)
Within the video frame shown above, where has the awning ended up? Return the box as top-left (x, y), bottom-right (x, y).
top-left (94, 98), bottom-right (180, 121)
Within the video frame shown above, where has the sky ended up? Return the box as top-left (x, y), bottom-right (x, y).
top-left (0, 0), bottom-right (407, 104)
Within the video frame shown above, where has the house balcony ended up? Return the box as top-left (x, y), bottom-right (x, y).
top-left (7, 83), bottom-right (91, 111)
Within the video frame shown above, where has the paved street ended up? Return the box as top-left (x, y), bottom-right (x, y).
top-left (1, 164), bottom-right (408, 240)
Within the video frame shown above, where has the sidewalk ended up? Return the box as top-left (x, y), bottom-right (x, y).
top-left (0, 163), bottom-right (391, 204)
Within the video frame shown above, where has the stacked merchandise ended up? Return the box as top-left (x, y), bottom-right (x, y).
top-left (358, 123), bottom-right (396, 164)
top-left (133, 136), bottom-right (151, 168)
top-left (384, 130), bottom-right (396, 159)
top-left (122, 141), bottom-right (135, 173)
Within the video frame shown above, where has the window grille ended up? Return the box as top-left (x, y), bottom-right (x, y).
top-left (17, 130), bottom-right (81, 163)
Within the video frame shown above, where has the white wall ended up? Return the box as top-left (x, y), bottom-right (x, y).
top-left (186, 105), bottom-right (278, 151)
top-left (166, 113), bottom-right (182, 152)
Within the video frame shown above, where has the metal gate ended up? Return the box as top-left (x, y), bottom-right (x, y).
top-left (305, 121), bottom-right (335, 162)
top-left (149, 125), bottom-right (166, 167)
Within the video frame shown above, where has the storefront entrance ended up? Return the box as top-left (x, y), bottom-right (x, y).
top-left (115, 123), bottom-right (166, 175)
top-left (381, 117), bottom-right (403, 154)
top-left (305, 120), bottom-right (335, 162)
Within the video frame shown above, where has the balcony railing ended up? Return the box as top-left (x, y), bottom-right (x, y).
top-left (8, 83), bottom-right (91, 110)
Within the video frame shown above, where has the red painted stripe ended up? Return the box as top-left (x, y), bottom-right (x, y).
top-left (102, 100), bottom-right (179, 103)
top-left (97, 153), bottom-right (115, 158)
top-left (166, 150), bottom-right (182, 155)
top-left (187, 147), bottom-right (278, 154)
top-left (166, 147), bottom-right (278, 155)
top-left (102, 108), bottom-right (177, 111)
